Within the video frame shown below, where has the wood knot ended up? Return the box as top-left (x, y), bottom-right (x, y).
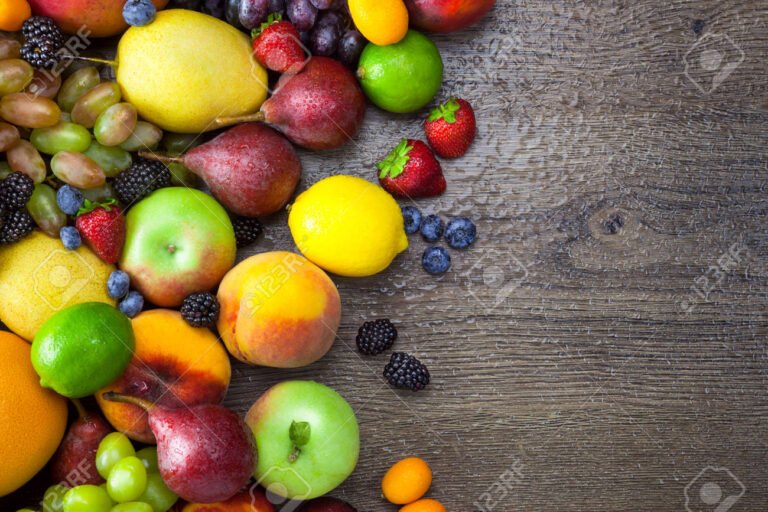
top-left (603, 213), bottom-right (625, 235)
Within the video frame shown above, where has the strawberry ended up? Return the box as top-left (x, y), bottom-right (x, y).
top-left (424, 97), bottom-right (477, 158)
top-left (251, 13), bottom-right (307, 74)
top-left (377, 139), bottom-right (446, 198)
top-left (75, 199), bottom-right (125, 264)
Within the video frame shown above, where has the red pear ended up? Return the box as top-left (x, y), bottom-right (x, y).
top-left (50, 400), bottom-right (112, 486)
top-left (216, 57), bottom-right (366, 151)
top-left (102, 392), bottom-right (256, 504)
top-left (142, 123), bottom-right (301, 217)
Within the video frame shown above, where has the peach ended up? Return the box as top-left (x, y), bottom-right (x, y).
top-left (180, 488), bottom-right (275, 511)
top-left (28, 0), bottom-right (169, 38)
top-left (404, 0), bottom-right (495, 33)
top-left (217, 251), bottom-right (341, 369)
top-left (95, 309), bottom-right (231, 444)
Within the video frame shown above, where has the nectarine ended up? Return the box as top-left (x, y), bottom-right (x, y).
top-left (29, 0), bottom-right (169, 38)
top-left (404, 0), bottom-right (495, 33)
top-left (96, 309), bottom-right (231, 443)
top-left (181, 487), bottom-right (276, 511)
top-left (217, 251), bottom-right (341, 368)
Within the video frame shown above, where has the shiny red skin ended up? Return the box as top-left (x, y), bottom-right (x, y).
top-left (252, 21), bottom-right (307, 74)
top-left (183, 123), bottom-right (301, 217)
top-left (297, 497), bottom-right (358, 511)
top-left (150, 404), bottom-right (255, 504)
top-left (404, 0), bottom-right (496, 33)
top-left (50, 412), bottom-right (112, 486)
top-left (424, 98), bottom-right (476, 158)
top-left (75, 205), bottom-right (125, 264)
top-left (380, 139), bottom-right (446, 198)
top-left (261, 57), bottom-right (366, 150)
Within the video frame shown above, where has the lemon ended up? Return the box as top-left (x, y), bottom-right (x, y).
top-left (288, 176), bottom-right (408, 277)
top-left (0, 231), bottom-right (115, 341)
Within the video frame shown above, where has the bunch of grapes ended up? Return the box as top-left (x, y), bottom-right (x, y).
top-left (169, 0), bottom-right (368, 67)
top-left (24, 433), bottom-right (178, 512)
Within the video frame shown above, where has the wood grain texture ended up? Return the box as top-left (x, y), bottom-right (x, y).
top-left (3, 1), bottom-right (768, 511)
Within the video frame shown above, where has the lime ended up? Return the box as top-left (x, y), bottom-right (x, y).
top-left (288, 175), bottom-right (408, 277)
top-left (357, 30), bottom-right (443, 114)
top-left (31, 302), bottom-right (135, 398)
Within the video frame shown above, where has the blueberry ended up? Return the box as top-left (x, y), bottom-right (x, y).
top-left (420, 214), bottom-right (444, 242)
top-left (59, 226), bottom-right (81, 250)
top-left (444, 217), bottom-right (477, 249)
top-left (56, 185), bottom-right (84, 216)
top-left (422, 246), bottom-right (451, 275)
top-left (107, 270), bottom-right (131, 300)
top-left (401, 206), bottom-right (422, 235)
top-left (119, 291), bottom-right (144, 318)
top-left (123, 0), bottom-right (157, 26)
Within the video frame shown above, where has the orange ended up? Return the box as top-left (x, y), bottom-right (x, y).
top-left (0, 331), bottom-right (68, 497)
top-left (0, 0), bottom-right (31, 31)
top-left (348, 0), bottom-right (409, 46)
top-left (400, 499), bottom-right (446, 512)
top-left (382, 457), bottom-right (433, 505)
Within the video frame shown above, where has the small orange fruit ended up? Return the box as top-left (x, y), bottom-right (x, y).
top-left (400, 499), bottom-right (446, 512)
top-left (348, 0), bottom-right (409, 46)
top-left (0, 0), bottom-right (31, 31)
top-left (382, 456), bottom-right (433, 505)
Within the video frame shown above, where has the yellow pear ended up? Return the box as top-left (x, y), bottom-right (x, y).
top-left (116, 9), bottom-right (268, 133)
top-left (0, 232), bottom-right (115, 341)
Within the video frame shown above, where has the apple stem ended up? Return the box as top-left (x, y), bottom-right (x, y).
top-left (102, 391), bottom-right (154, 412)
top-left (213, 111), bottom-right (266, 128)
top-left (71, 398), bottom-right (88, 420)
top-left (74, 56), bottom-right (117, 68)
top-left (138, 151), bottom-right (184, 165)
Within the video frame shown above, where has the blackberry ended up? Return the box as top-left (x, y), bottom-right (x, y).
top-left (0, 172), bottom-right (35, 210)
top-left (180, 292), bottom-right (220, 328)
top-left (21, 17), bottom-right (65, 70)
top-left (113, 158), bottom-right (172, 206)
top-left (232, 216), bottom-right (263, 247)
top-left (383, 352), bottom-right (430, 392)
top-left (356, 319), bottom-right (397, 355)
top-left (0, 210), bottom-right (35, 244)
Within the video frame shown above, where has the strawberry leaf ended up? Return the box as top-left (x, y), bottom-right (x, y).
top-left (251, 12), bottom-right (284, 40)
top-left (427, 97), bottom-right (461, 124)
top-left (377, 139), bottom-right (413, 180)
top-left (77, 198), bottom-right (117, 217)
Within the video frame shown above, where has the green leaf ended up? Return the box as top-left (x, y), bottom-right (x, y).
top-left (289, 421), bottom-right (311, 447)
top-left (76, 198), bottom-right (117, 217)
top-left (427, 97), bottom-right (461, 124)
top-left (377, 139), bottom-right (413, 180)
top-left (252, 12), bottom-right (284, 40)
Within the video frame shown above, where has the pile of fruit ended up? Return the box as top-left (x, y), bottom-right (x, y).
top-left (0, 0), bottom-right (495, 510)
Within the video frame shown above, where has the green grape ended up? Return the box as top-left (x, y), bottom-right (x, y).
top-left (0, 121), bottom-right (20, 152)
top-left (83, 142), bottom-right (132, 178)
top-left (0, 59), bottom-right (34, 96)
top-left (16, 508), bottom-right (37, 512)
top-left (137, 473), bottom-right (177, 512)
top-left (7, 140), bottom-right (46, 183)
top-left (62, 485), bottom-right (113, 512)
top-left (119, 122), bottom-right (162, 152)
top-left (51, 151), bottom-right (106, 189)
top-left (95, 432), bottom-right (136, 480)
top-left (42, 484), bottom-right (69, 512)
top-left (162, 132), bottom-right (200, 156)
top-left (135, 447), bottom-right (159, 473)
top-left (28, 184), bottom-right (67, 236)
top-left (30, 122), bottom-right (92, 155)
top-left (58, 67), bottom-right (101, 112)
top-left (71, 82), bottom-right (121, 129)
top-left (0, 38), bottom-right (21, 60)
top-left (25, 69), bottom-right (62, 99)
top-left (0, 93), bottom-right (61, 129)
top-left (81, 183), bottom-right (117, 204)
top-left (94, 103), bottom-right (138, 147)
top-left (110, 503), bottom-right (153, 512)
top-left (167, 162), bottom-right (199, 187)
top-left (0, 161), bottom-right (11, 180)
top-left (106, 456), bottom-right (147, 503)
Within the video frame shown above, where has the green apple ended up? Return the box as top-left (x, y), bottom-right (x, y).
top-left (119, 187), bottom-right (236, 307)
top-left (245, 381), bottom-right (360, 500)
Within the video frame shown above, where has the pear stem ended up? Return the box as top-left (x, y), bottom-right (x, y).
top-left (74, 56), bottom-right (117, 67)
top-left (213, 111), bottom-right (266, 128)
top-left (102, 391), bottom-right (154, 411)
top-left (71, 398), bottom-right (88, 420)
top-left (138, 151), bottom-right (184, 165)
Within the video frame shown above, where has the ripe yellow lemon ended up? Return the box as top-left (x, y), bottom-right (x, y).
top-left (288, 175), bottom-right (408, 277)
top-left (0, 331), bottom-right (68, 497)
top-left (0, 231), bottom-right (115, 341)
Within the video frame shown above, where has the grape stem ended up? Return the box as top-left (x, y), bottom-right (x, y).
top-left (213, 111), bottom-right (266, 128)
top-left (102, 391), bottom-right (154, 411)
top-left (137, 151), bottom-right (184, 164)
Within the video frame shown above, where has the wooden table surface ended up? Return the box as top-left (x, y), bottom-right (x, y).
top-left (4, 1), bottom-right (768, 511)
